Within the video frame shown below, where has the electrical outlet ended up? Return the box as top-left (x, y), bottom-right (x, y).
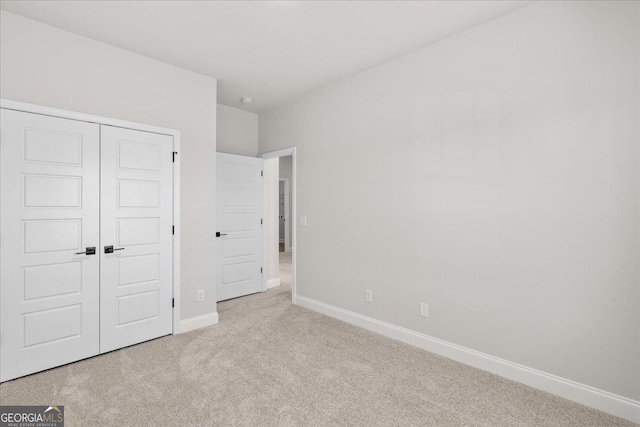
top-left (365, 290), bottom-right (373, 303)
top-left (197, 289), bottom-right (205, 302)
top-left (299, 216), bottom-right (308, 227)
top-left (420, 302), bottom-right (429, 318)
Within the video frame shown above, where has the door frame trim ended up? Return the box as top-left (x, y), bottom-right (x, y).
top-left (259, 147), bottom-right (297, 304)
top-left (0, 98), bottom-right (182, 335)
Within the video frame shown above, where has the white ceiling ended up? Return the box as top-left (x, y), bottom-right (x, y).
top-left (0, 1), bottom-right (533, 113)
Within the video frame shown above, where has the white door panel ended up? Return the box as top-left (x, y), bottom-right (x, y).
top-left (99, 126), bottom-right (173, 353)
top-left (0, 109), bottom-right (100, 382)
top-left (216, 153), bottom-right (263, 301)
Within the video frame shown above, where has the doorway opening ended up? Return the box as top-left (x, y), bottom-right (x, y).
top-left (260, 148), bottom-right (297, 303)
top-left (279, 178), bottom-right (290, 253)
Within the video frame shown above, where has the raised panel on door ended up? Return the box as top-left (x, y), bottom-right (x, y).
top-left (216, 153), bottom-right (263, 301)
top-left (0, 109), bottom-right (100, 382)
top-left (100, 126), bottom-right (173, 353)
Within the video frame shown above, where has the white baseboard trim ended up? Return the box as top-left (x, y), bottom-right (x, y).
top-left (295, 295), bottom-right (640, 424)
top-left (267, 278), bottom-right (281, 289)
top-left (177, 312), bottom-right (219, 334)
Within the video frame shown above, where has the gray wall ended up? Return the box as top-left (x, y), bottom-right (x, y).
top-left (260, 1), bottom-right (640, 400)
top-left (0, 11), bottom-right (219, 321)
top-left (217, 104), bottom-right (259, 156)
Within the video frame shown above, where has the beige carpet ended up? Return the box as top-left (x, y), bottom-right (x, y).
top-left (0, 251), bottom-right (635, 426)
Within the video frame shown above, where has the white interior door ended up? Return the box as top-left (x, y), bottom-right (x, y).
top-left (216, 153), bottom-right (263, 301)
top-left (99, 126), bottom-right (173, 353)
top-left (0, 109), bottom-right (100, 381)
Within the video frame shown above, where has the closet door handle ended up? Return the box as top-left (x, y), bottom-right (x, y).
top-left (104, 245), bottom-right (125, 254)
top-left (75, 247), bottom-right (96, 255)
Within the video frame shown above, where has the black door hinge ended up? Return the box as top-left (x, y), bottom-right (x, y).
top-left (261, 268), bottom-right (263, 273)
top-left (173, 151), bottom-right (178, 162)
top-left (172, 226), bottom-right (175, 235)
top-left (172, 298), bottom-right (175, 308)
top-left (261, 219), bottom-right (263, 225)
top-left (261, 170), bottom-right (263, 176)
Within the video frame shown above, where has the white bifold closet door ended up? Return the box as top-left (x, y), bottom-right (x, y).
top-left (0, 109), bottom-right (101, 382)
top-left (0, 109), bottom-right (174, 382)
top-left (99, 126), bottom-right (173, 353)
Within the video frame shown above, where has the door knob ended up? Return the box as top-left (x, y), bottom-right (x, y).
top-left (104, 245), bottom-right (125, 254)
top-left (75, 247), bottom-right (96, 255)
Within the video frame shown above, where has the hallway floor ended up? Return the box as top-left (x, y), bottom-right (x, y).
top-left (0, 250), bottom-right (633, 426)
